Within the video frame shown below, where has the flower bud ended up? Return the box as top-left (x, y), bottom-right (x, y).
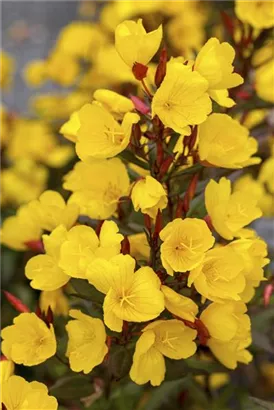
top-left (155, 48), bottom-right (167, 88)
top-left (3, 291), bottom-right (30, 313)
top-left (132, 62), bottom-right (148, 81)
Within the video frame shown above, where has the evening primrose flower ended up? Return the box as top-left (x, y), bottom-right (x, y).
top-left (202, 302), bottom-right (252, 369)
top-left (76, 102), bottom-right (139, 161)
top-left (194, 38), bottom-right (243, 107)
top-left (128, 232), bottom-right (150, 261)
top-left (66, 310), bottom-right (108, 374)
top-left (205, 177), bottom-right (262, 240)
top-left (87, 254), bottom-right (165, 332)
top-left (23, 59), bottom-right (47, 87)
top-left (25, 225), bottom-right (70, 291)
top-left (188, 246), bottom-right (246, 302)
top-left (131, 176), bottom-right (168, 219)
top-left (198, 114), bottom-right (261, 168)
top-left (115, 19), bottom-right (162, 67)
top-left (29, 190), bottom-right (79, 231)
top-left (93, 89), bottom-right (134, 119)
top-left (64, 158), bottom-right (130, 220)
top-left (1, 313), bottom-right (56, 366)
top-left (1, 202), bottom-right (42, 251)
top-left (59, 110), bottom-right (80, 143)
top-left (161, 285), bottom-right (198, 322)
top-left (2, 375), bottom-right (58, 410)
top-left (228, 238), bottom-right (269, 303)
top-left (130, 320), bottom-right (197, 386)
top-left (0, 358), bottom-right (14, 384)
top-left (255, 60), bottom-right (274, 103)
top-left (160, 218), bottom-right (215, 276)
top-left (259, 156), bottom-right (274, 193)
top-left (59, 221), bottom-right (123, 279)
top-left (152, 62), bottom-right (212, 133)
top-left (39, 288), bottom-right (69, 316)
top-left (235, 0), bottom-right (274, 29)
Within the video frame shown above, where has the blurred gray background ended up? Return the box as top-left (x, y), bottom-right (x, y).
top-left (1, 1), bottom-right (80, 114)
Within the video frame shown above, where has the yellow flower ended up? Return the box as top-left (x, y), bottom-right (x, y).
top-left (2, 375), bottom-right (58, 410)
top-left (228, 238), bottom-right (269, 302)
top-left (95, 45), bottom-right (135, 84)
top-left (1, 203), bottom-right (42, 251)
top-left (235, 0), bottom-right (274, 29)
top-left (161, 285), bottom-right (198, 322)
top-left (66, 309), bottom-right (108, 374)
top-left (39, 288), bottom-right (69, 316)
top-left (115, 19), bottom-right (162, 67)
top-left (29, 190), bottom-right (79, 231)
top-left (23, 59), bottom-right (47, 87)
top-left (1, 159), bottom-right (48, 206)
top-left (6, 118), bottom-right (73, 167)
top-left (194, 38), bottom-right (243, 107)
top-left (56, 22), bottom-right (106, 60)
top-left (25, 225), bottom-right (70, 291)
top-left (128, 232), bottom-right (150, 261)
top-left (76, 103), bottom-right (139, 160)
top-left (87, 254), bottom-right (165, 332)
top-left (59, 110), bottom-right (80, 143)
top-left (59, 221), bottom-right (123, 279)
top-left (64, 158), bottom-right (130, 220)
top-left (203, 303), bottom-right (252, 369)
top-left (205, 177), bottom-right (262, 240)
top-left (259, 156), bottom-right (274, 193)
top-left (130, 319), bottom-right (197, 386)
top-left (46, 51), bottom-right (80, 87)
top-left (160, 218), bottom-right (215, 276)
top-left (152, 61), bottom-right (212, 133)
top-left (93, 89), bottom-right (134, 119)
top-left (198, 114), bottom-right (261, 168)
top-left (255, 60), bottom-right (274, 103)
top-left (1, 313), bottom-right (56, 366)
top-left (189, 245), bottom-right (246, 302)
top-left (131, 176), bottom-right (168, 219)
top-left (1, 51), bottom-right (15, 89)
top-left (0, 359), bottom-right (14, 384)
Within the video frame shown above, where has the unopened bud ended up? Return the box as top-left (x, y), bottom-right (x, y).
top-left (159, 155), bottom-right (174, 179)
top-left (264, 283), bottom-right (274, 307)
top-left (25, 240), bottom-right (44, 253)
top-left (195, 318), bottom-right (210, 345)
top-left (3, 290), bottom-right (30, 313)
top-left (155, 48), bottom-right (167, 88)
top-left (132, 62), bottom-right (148, 81)
top-left (221, 11), bottom-right (235, 38)
top-left (130, 95), bottom-right (150, 115)
top-left (121, 236), bottom-right (130, 255)
top-left (131, 123), bottom-right (142, 147)
top-left (156, 141), bottom-right (164, 167)
top-left (154, 210), bottom-right (163, 239)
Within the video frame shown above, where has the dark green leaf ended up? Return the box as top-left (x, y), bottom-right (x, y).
top-left (119, 150), bottom-right (149, 169)
top-left (70, 278), bottom-right (104, 304)
top-left (49, 375), bottom-right (94, 400)
top-left (109, 346), bottom-right (133, 379)
top-left (243, 397), bottom-right (274, 410)
top-left (185, 357), bottom-right (227, 374)
top-left (166, 132), bottom-right (180, 154)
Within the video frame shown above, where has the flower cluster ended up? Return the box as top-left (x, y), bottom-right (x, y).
top-left (1, 1), bottom-right (273, 408)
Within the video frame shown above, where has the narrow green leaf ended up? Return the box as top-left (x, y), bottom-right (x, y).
top-left (119, 150), bottom-right (149, 170)
top-left (49, 375), bottom-right (94, 400)
top-left (70, 278), bottom-right (104, 304)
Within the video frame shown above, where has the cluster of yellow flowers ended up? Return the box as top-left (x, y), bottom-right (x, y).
top-left (1, 1), bottom-right (273, 408)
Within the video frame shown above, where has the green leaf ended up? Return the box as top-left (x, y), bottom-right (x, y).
top-left (185, 357), bottom-right (227, 374)
top-left (109, 346), bottom-right (133, 380)
top-left (140, 376), bottom-right (190, 410)
top-left (243, 397), bottom-right (274, 410)
top-left (70, 278), bottom-right (104, 304)
top-left (166, 132), bottom-right (180, 154)
top-left (49, 375), bottom-right (94, 400)
top-left (119, 150), bottom-right (149, 169)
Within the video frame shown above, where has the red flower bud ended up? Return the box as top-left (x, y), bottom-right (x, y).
top-left (130, 95), bottom-right (150, 115)
top-left (156, 141), bottom-right (164, 167)
top-left (24, 240), bottom-right (44, 253)
top-left (221, 11), bottom-right (235, 38)
top-left (155, 48), bottom-right (167, 88)
top-left (154, 210), bottom-right (163, 239)
top-left (121, 236), bottom-right (130, 255)
top-left (175, 197), bottom-right (184, 218)
top-left (182, 173), bottom-right (199, 214)
top-left (132, 62), bottom-right (148, 81)
top-left (264, 283), bottom-right (274, 307)
top-left (3, 290), bottom-right (30, 313)
top-left (158, 155), bottom-right (174, 179)
top-left (203, 215), bottom-right (214, 231)
top-left (195, 318), bottom-right (210, 345)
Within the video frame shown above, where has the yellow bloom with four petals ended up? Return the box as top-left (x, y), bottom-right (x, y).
top-left (87, 254), bottom-right (165, 332)
top-left (130, 319), bottom-right (197, 386)
top-left (1, 313), bottom-right (56, 366)
top-left (160, 218), bottom-right (215, 275)
top-left (66, 310), bottom-right (108, 374)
